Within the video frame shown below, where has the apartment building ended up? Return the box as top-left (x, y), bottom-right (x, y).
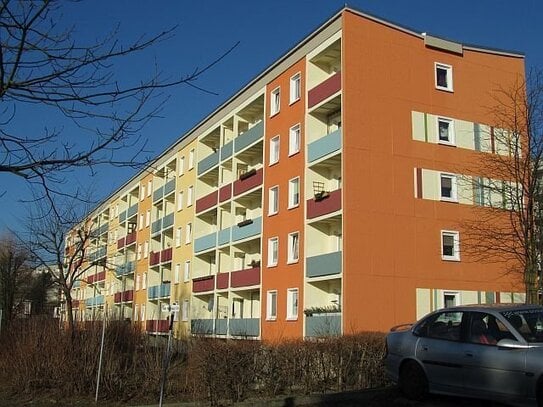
top-left (67, 7), bottom-right (526, 340)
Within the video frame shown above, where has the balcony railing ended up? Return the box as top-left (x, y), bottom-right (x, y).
top-left (307, 189), bottom-right (342, 219)
top-left (231, 266), bottom-right (260, 288)
top-left (234, 121), bottom-right (264, 153)
top-left (308, 128), bottom-right (342, 163)
top-left (191, 319), bottom-right (213, 335)
top-left (219, 184), bottom-right (232, 203)
top-left (196, 190), bottom-right (218, 214)
top-left (194, 231), bottom-right (217, 253)
top-left (125, 231), bottom-right (137, 245)
top-left (160, 247), bottom-right (173, 263)
top-left (306, 251), bottom-right (342, 278)
top-left (115, 261), bottom-right (135, 277)
top-left (193, 276), bottom-right (214, 293)
top-left (232, 216), bottom-right (262, 242)
top-left (233, 168), bottom-right (263, 196)
top-left (218, 228), bottom-right (231, 246)
top-left (150, 251), bottom-right (161, 266)
top-left (198, 150), bottom-right (220, 175)
top-left (127, 204), bottom-right (138, 219)
top-left (151, 219), bottom-right (162, 234)
top-left (117, 237), bottom-right (126, 250)
top-left (306, 313), bottom-right (341, 337)
top-left (85, 295), bottom-right (105, 307)
top-left (119, 210), bottom-right (127, 223)
top-left (308, 71), bottom-right (341, 108)
top-left (162, 213), bottom-right (174, 230)
top-left (230, 318), bottom-right (259, 337)
top-left (164, 178), bottom-right (176, 196)
top-left (153, 185), bottom-right (164, 202)
top-left (216, 273), bottom-right (229, 289)
top-left (146, 320), bottom-right (170, 333)
top-left (147, 283), bottom-right (170, 300)
top-left (221, 140), bottom-right (233, 161)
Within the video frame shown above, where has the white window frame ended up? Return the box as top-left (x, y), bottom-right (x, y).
top-left (179, 156), bottom-right (185, 175)
top-left (147, 180), bottom-right (152, 197)
top-left (139, 214), bottom-right (144, 230)
top-left (287, 232), bottom-right (300, 264)
top-left (134, 304), bottom-right (139, 321)
top-left (142, 272), bottom-right (147, 289)
top-left (188, 149), bottom-right (195, 170)
top-left (435, 62), bottom-right (453, 92)
top-left (175, 227), bottom-right (182, 247)
top-left (439, 173), bottom-right (458, 202)
top-left (137, 244), bottom-right (142, 260)
top-left (289, 73), bottom-right (301, 104)
top-left (268, 186), bottom-right (279, 216)
top-left (268, 237), bottom-right (279, 267)
top-left (146, 209), bottom-right (151, 227)
top-left (185, 222), bottom-right (192, 244)
top-left (289, 124), bottom-right (301, 156)
top-left (182, 299), bottom-right (190, 322)
top-left (441, 230), bottom-right (460, 261)
top-left (266, 290), bottom-right (277, 320)
top-left (286, 288), bottom-right (299, 320)
top-left (140, 304), bottom-right (146, 321)
top-left (443, 291), bottom-right (461, 308)
top-left (184, 260), bottom-right (191, 282)
top-left (140, 185), bottom-right (145, 201)
top-left (187, 186), bottom-right (193, 206)
top-left (288, 177), bottom-right (300, 209)
top-left (174, 263), bottom-right (180, 284)
top-left (269, 135), bottom-right (280, 165)
top-left (143, 240), bottom-right (149, 258)
top-left (437, 117), bottom-right (455, 146)
top-left (177, 191), bottom-right (184, 211)
top-left (270, 87), bottom-right (280, 116)
top-left (136, 274), bottom-right (141, 291)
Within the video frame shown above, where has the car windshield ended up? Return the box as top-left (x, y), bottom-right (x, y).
top-left (500, 309), bottom-right (543, 343)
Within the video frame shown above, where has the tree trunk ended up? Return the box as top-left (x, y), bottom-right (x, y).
top-left (64, 290), bottom-right (75, 336)
top-left (525, 265), bottom-right (539, 304)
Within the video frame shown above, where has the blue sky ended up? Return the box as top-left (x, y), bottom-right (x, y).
top-left (1, 0), bottom-right (541, 231)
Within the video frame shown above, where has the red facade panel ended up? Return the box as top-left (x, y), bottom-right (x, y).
top-left (216, 273), bottom-right (229, 289)
top-left (219, 184), bottom-right (232, 202)
top-left (306, 188), bottom-right (342, 219)
top-left (233, 168), bottom-right (263, 196)
top-left (196, 190), bottom-right (218, 213)
top-left (125, 231), bottom-right (137, 246)
top-left (193, 276), bottom-right (215, 293)
top-left (114, 292), bottom-right (122, 303)
top-left (308, 71), bottom-right (341, 108)
top-left (231, 266), bottom-right (260, 288)
top-left (150, 251), bottom-right (161, 266)
top-left (160, 247), bottom-right (173, 263)
top-left (146, 320), bottom-right (169, 333)
top-left (122, 290), bottom-right (134, 302)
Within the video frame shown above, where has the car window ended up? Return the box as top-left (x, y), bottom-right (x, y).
top-left (468, 312), bottom-right (514, 345)
top-left (417, 311), bottom-right (463, 341)
top-left (501, 308), bottom-right (543, 343)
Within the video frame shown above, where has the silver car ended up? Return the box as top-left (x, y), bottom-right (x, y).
top-left (385, 304), bottom-right (543, 407)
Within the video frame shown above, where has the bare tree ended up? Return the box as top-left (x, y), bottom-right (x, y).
top-left (0, 232), bottom-right (33, 324)
top-left (0, 0), bottom-right (236, 197)
top-left (462, 71), bottom-right (543, 304)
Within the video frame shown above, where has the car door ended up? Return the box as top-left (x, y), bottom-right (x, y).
top-left (460, 311), bottom-right (527, 399)
top-left (415, 311), bottom-right (465, 392)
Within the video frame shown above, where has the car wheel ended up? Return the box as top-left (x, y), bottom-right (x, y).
top-left (399, 360), bottom-right (428, 400)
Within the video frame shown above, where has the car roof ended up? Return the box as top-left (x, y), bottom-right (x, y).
top-left (439, 303), bottom-right (542, 313)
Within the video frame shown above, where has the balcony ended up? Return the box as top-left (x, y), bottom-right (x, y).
top-left (194, 232), bottom-right (217, 253)
top-left (218, 228), bottom-right (231, 246)
top-left (97, 223), bottom-right (108, 236)
top-left (151, 219), bottom-right (162, 235)
top-left (146, 319), bottom-right (170, 333)
top-left (191, 319), bottom-right (213, 335)
top-left (85, 295), bottom-right (105, 307)
top-left (115, 261), bottom-right (135, 277)
top-left (232, 216), bottom-right (262, 242)
top-left (127, 204), bottom-right (138, 219)
top-left (150, 251), bottom-right (161, 266)
top-left (198, 150), bottom-right (219, 175)
top-left (230, 318), bottom-right (259, 337)
top-left (307, 189), bottom-right (342, 219)
top-left (148, 283), bottom-right (170, 300)
top-left (160, 247), bottom-right (173, 263)
top-left (234, 121), bottom-right (264, 153)
top-left (306, 313), bottom-right (341, 337)
top-left (117, 237), bottom-right (126, 250)
top-left (71, 300), bottom-right (80, 308)
top-left (308, 128), bottom-right (342, 163)
top-left (164, 178), bottom-right (176, 196)
top-left (231, 266), bottom-right (260, 288)
top-left (215, 319), bottom-right (227, 335)
top-left (196, 190), bottom-right (218, 214)
top-left (162, 213), bottom-right (174, 230)
top-left (233, 168), bottom-right (263, 196)
top-left (219, 184), bottom-right (232, 202)
top-left (306, 251), bottom-right (342, 278)
top-left (122, 290), bottom-right (134, 302)
top-left (308, 71), bottom-right (341, 109)
top-left (221, 140), bottom-right (233, 161)
top-left (119, 210), bottom-right (127, 223)
top-left (193, 276), bottom-right (214, 293)
top-left (216, 273), bottom-right (229, 290)
top-left (153, 185), bottom-right (164, 202)
top-left (125, 231), bottom-right (137, 246)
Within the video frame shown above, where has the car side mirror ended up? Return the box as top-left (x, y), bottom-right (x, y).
top-left (497, 338), bottom-right (529, 350)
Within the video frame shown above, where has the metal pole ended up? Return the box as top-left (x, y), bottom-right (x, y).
top-left (159, 313), bottom-right (174, 407)
top-left (95, 302), bottom-right (107, 403)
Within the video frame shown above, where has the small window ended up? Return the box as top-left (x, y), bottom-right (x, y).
top-left (147, 180), bottom-right (152, 197)
top-left (146, 210), bottom-right (150, 227)
top-left (286, 288), bottom-right (299, 320)
top-left (440, 173), bottom-right (457, 202)
top-left (419, 311), bottom-right (463, 341)
top-left (289, 124), bottom-right (301, 156)
top-left (185, 223), bottom-right (192, 244)
top-left (137, 244), bottom-right (142, 260)
top-left (288, 177), bottom-right (300, 208)
top-left (287, 232), bottom-right (299, 263)
top-left (175, 227), bottom-right (182, 247)
top-left (184, 260), bottom-right (191, 282)
top-left (134, 304), bottom-right (139, 321)
top-left (139, 214), bottom-right (144, 230)
top-left (444, 292), bottom-right (460, 308)
top-left (435, 63), bottom-right (453, 92)
top-left (174, 263), bottom-right (180, 284)
top-left (267, 290), bottom-right (277, 320)
top-left (179, 156), bottom-right (185, 175)
top-left (177, 191), bottom-right (184, 211)
top-left (269, 136), bottom-right (280, 165)
top-left (140, 185), bottom-right (145, 201)
top-left (441, 230), bottom-right (460, 261)
top-left (268, 186), bottom-right (279, 215)
top-left (142, 272), bottom-right (147, 289)
top-left (187, 186), bottom-right (193, 206)
top-left (136, 274), bottom-right (141, 291)
top-left (182, 299), bottom-right (190, 322)
top-left (270, 87), bottom-right (280, 116)
top-left (143, 241), bottom-right (149, 258)
top-left (268, 237), bottom-right (278, 267)
top-left (290, 73), bottom-right (301, 104)
top-left (437, 117), bottom-right (455, 145)
top-left (140, 304), bottom-right (146, 321)
top-left (188, 149), bottom-right (195, 170)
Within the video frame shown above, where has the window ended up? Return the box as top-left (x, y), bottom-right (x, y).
top-left (140, 185), bottom-right (145, 201)
top-left (174, 263), bottom-right (180, 284)
top-left (134, 304), bottom-right (139, 321)
top-left (444, 292), bottom-right (460, 308)
top-left (143, 241), bottom-right (149, 258)
top-left (267, 290), bottom-right (277, 320)
top-left (185, 222), bottom-right (192, 244)
top-left (187, 186), bottom-right (193, 206)
top-left (177, 191), bottom-right (184, 211)
top-left (188, 149), bottom-right (195, 170)
top-left (288, 177), bottom-right (300, 208)
top-left (268, 237), bottom-right (278, 267)
top-left (184, 260), bottom-right (191, 282)
top-left (288, 232), bottom-right (299, 263)
top-left (270, 87), bottom-right (280, 116)
top-left (146, 210), bottom-right (150, 227)
top-left (268, 186), bottom-right (279, 215)
top-left (147, 180), bottom-right (152, 197)
top-left (441, 231), bottom-right (460, 261)
top-left (435, 63), bottom-right (453, 92)
top-left (136, 274), bottom-right (141, 291)
top-left (142, 272), bottom-right (147, 289)
top-left (139, 214), bottom-right (144, 230)
top-left (418, 311), bottom-right (463, 341)
top-left (440, 173), bottom-right (457, 202)
top-left (286, 288), bottom-right (299, 320)
top-left (269, 136), bottom-right (280, 165)
top-left (137, 244), bottom-right (142, 260)
top-left (140, 304), bottom-right (146, 321)
top-left (182, 299), bottom-right (189, 322)
top-left (175, 227), bottom-right (182, 247)
top-left (289, 73), bottom-right (301, 104)
top-left (289, 124), bottom-right (301, 156)
top-left (437, 117), bottom-right (455, 145)
top-left (179, 156), bottom-right (185, 175)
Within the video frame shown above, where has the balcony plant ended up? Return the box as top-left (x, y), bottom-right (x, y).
top-left (303, 305), bottom-right (341, 317)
